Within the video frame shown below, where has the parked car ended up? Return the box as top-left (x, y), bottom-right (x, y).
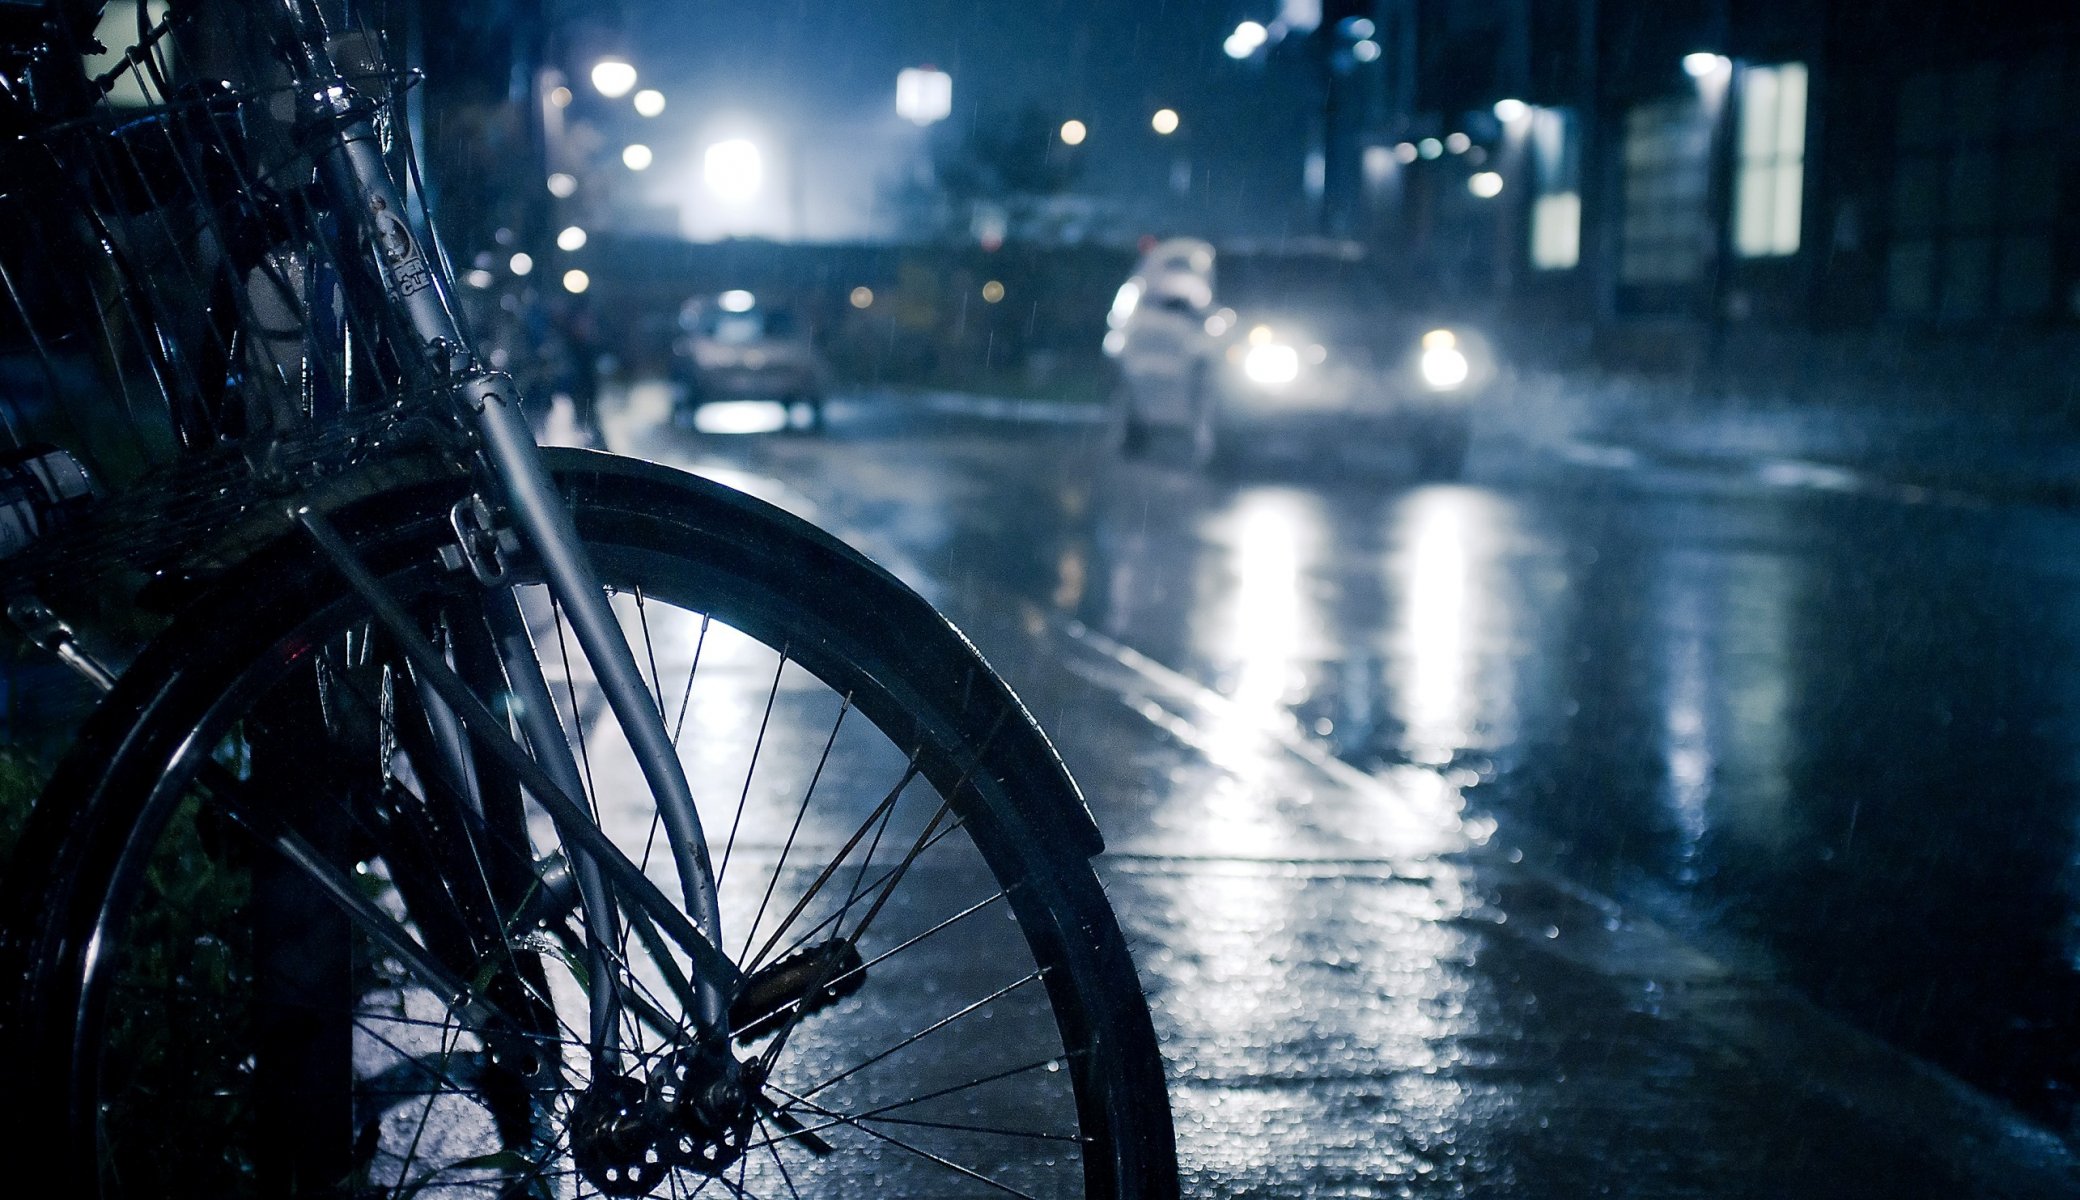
top-left (1101, 238), bottom-right (1496, 476)
top-left (672, 290), bottom-right (830, 430)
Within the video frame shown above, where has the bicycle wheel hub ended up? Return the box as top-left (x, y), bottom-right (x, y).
top-left (571, 1038), bottom-right (762, 1194)
top-left (570, 1075), bottom-right (667, 1197)
top-left (650, 1037), bottom-right (764, 1176)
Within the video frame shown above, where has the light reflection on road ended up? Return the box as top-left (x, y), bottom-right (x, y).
top-left (604, 390), bottom-right (2080, 1176)
top-left (1392, 488), bottom-right (1483, 766)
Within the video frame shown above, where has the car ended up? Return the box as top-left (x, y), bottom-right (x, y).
top-left (1101, 238), bottom-right (1496, 476)
top-left (671, 289), bottom-right (830, 431)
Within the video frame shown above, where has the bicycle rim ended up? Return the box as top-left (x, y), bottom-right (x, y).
top-left (10, 460), bottom-right (1175, 1197)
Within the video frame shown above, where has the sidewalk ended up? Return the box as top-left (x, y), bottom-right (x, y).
top-left (1507, 368), bottom-right (2080, 506)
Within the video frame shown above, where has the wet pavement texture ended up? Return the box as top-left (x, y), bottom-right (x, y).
top-left (596, 384), bottom-right (2080, 1197)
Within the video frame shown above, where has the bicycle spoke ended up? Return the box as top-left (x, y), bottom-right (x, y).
top-left (718, 646), bottom-right (791, 897)
top-left (757, 1053), bottom-right (1080, 1148)
top-left (632, 587), bottom-right (669, 718)
top-left (736, 681), bottom-right (850, 956)
top-left (671, 615), bottom-right (712, 747)
top-left (751, 816), bottom-right (969, 973)
top-left (792, 969), bottom-right (1048, 1103)
top-left (549, 595), bottom-right (605, 827)
top-left (762, 1084), bottom-right (1045, 1200)
top-left (728, 889), bottom-right (1006, 1040)
top-left (387, 1005), bottom-right (470, 1193)
top-left (741, 758), bottom-right (922, 976)
top-left (848, 1114), bottom-right (1086, 1144)
top-left (756, 1112), bottom-right (806, 1200)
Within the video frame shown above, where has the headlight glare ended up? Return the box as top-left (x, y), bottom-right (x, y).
top-left (1243, 342), bottom-right (1301, 385)
top-left (1419, 344), bottom-right (1470, 390)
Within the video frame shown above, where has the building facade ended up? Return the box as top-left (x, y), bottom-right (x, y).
top-left (1353, 0), bottom-right (2078, 387)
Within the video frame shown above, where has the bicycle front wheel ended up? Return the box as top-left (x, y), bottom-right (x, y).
top-left (3, 451), bottom-right (1177, 1198)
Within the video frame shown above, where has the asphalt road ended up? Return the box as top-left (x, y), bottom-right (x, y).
top-left (589, 383), bottom-right (2080, 1198)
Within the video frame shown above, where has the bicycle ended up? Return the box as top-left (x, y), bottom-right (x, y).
top-left (0, 2), bottom-right (1178, 1194)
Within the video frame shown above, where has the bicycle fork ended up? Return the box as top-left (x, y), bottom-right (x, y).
top-left (277, 1), bottom-right (732, 1061)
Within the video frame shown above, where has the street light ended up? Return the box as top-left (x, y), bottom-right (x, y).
top-left (1151, 108), bottom-right (1179, 135)
top-left (633, 89), bottom-right (665, 117)
top-left (590, 59), bottom-right (637, 98)
top-left (1493, 98), bottom-right (1529, 123)
top-left (556, 225), bottom-right (587, 251)
top-left (621, 143), bottom-right (653, 171)
top-left (896, 66), bottom-right (953, 126)
top-left (1223, 20), bottom-right (1267, 59)
top-left (1684, 52), bottom-right (1731, 78)
top-left (1059, 119), bottom-right (1087, 146)
top-left (703, 138), bottom-right (763, 203)
top-left (546, 172), bottom-right (577, 198)
top-left (1468, 171), bottom-right (1504, 198)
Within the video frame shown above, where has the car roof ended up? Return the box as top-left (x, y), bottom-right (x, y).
top-left (1136, 236), bottom-right (1370, 276)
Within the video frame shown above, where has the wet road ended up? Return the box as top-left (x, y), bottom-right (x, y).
top-left (598, 386), bottom-right (2080, 1196)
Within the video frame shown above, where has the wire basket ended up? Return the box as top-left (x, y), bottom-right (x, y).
top-left (1, 5), bottom-right (440, 493)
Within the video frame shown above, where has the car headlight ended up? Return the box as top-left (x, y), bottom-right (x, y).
top-left (1108, 279), bottom-right (1143, 328)
top-left (1243, 341), bottom-right (1301, 386)
top-left (1418, 329), bottom-right (1471, 390)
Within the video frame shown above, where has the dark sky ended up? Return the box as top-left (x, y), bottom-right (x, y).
top-left (559, 0), bottom-right (1317, 241)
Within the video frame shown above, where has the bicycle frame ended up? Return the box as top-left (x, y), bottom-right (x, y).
top-left (262, 0), bottom-right (733, 1061)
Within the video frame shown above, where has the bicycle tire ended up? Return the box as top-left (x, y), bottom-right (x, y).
top-left (1, 449), bottom-right (1179, 1198)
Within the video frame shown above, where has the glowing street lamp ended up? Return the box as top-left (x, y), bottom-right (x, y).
top-left (633, 89), bottom-right (666, 117)
top-left (1223, 20), bottom-right (1268, 59)
top-left (590, 59), bottom-right (637, 98)
top-left (896, 66), bottom-right (953, 126)
top-left (621, 143), bottom-right (653, 171)
top-left (704, 138), bottom-right (764, 203)
top-left (1684, 52), bottom-right (1731, 78)
top-left (1059, 119), bottom-right (1087, 146)
top-left (1151, 108), bottom-right (1180, 135)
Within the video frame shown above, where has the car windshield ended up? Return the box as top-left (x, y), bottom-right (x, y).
top-left (1214, 254), bottom-right (1430, 314)
top-left (697, 307), bottom-right (797, 343)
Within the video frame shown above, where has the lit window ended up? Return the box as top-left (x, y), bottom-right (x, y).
top-left (1529, 108), bottom-right (1580, 271)
top-left (1532, 195), bottom-right (1581, 270)
top-left (1734, 63), bottom-right (1807, 258)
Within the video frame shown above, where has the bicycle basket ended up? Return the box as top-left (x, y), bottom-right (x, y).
top-left (0, 8), bottom-right (434, 491)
